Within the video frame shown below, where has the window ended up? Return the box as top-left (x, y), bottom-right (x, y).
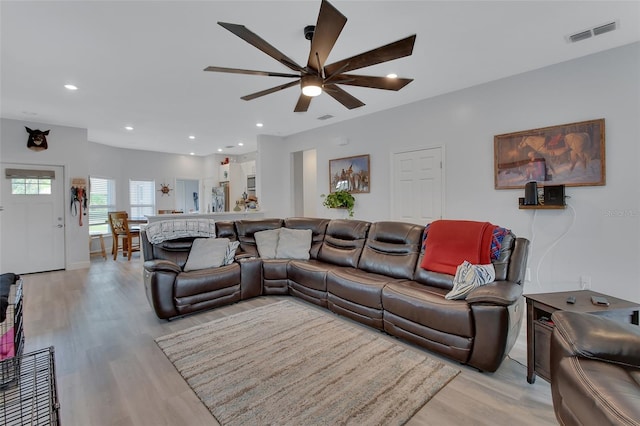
top-left (89, 177), bottom-right (116, 234)
top-left (129, 179), bottom-right (155, 219)
top-left (10, 177), bottom-right (52, 195)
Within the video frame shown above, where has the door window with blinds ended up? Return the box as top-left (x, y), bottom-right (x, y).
top-left (129, 180), bottom-right (155, 218)
top-left (6, 168), bottom-right (54, 195)
top-left (89, 177), bottom-right (116, 234)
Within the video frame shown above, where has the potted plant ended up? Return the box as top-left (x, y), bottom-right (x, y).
top-left (321, 190), bottom-right (355, 218)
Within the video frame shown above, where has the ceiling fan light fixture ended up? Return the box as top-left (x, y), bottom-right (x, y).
top-left (301, 75), bottom-right (323, 97)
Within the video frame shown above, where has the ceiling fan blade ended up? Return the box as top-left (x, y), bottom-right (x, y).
top-left (241, 80), bottom-right (300, 101)
top-left (328, 74), bottom-right (413, 91)
top-left (323, 84), bottom-right (365, 109)
top-left (324, 34), bottom-right (416, 77)
top-left (307, 0), bottom-right (347, 72)
top-left (294, 93), bottom-right (312, 112)
top-left (218, 22), bottom-right (306, 73)
top-left (204, 66), bottom-right (300, 78)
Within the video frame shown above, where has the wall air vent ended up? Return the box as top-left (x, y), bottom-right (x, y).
top-left (566, 20), bottom-right (618, 43)
top-left (317, 114), bottom-right (334, 121)
top-left (593, 21), bottom-right (617, 36)
top-left (569, 30), bottom-right (592, 43)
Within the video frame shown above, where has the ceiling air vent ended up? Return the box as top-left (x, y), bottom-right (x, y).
top-left (566, 20), bottom-right (618, 43)
top-left (317, 114), bottom-right (334, 121)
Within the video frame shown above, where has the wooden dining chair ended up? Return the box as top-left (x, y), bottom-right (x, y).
top-left (108, 211), bottom-right (140, 261)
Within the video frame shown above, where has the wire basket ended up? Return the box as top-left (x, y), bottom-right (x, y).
top-left (0, 278), bottom-right (24, 390)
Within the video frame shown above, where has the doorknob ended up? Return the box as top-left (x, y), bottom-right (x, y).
top-left (57, 224), bottom-right (64, 228)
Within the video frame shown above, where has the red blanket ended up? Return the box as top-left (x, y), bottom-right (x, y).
top-left (420, 220), bottom-right (494, 275)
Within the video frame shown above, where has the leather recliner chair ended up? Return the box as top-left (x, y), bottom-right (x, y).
top-left (549, 311), bottom-right (640, 426)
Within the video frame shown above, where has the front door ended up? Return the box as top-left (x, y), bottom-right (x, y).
top-left (392, 147), bottom-right (443, 224)
top-left (0, 164), bottom-right (65, 274)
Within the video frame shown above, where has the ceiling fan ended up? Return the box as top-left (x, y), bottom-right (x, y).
top-left (204, 0), bottom-right (416, 112)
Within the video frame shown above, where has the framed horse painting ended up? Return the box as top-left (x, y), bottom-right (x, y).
top-left (329, 154), bottom-right (370, 193)
top-left (494, 118), bottom-right (605, 189)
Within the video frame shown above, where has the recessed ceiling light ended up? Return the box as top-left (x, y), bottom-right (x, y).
top-left (64, 84), bottom-right (78, 90)
top-left (189, 152), bottom-right (195, 156)
top-left (238, 142), bottom-right (244, 146)
top-left (125, 126), bottom-right (134, 131)
top-left (386, 73), bottom-right (398, 79)
top-left (188, 135), bottom-right (195, 140)
top-left (217, 148), bottom-right (223, 152)
top-left (256, 123), bottom-right (264, 128)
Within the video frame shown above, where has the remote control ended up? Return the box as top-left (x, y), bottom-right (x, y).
top-left (566, 296), bottom-right (576, 304)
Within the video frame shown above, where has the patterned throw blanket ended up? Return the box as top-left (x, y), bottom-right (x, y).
top-left (145, 219), bottom-right (216, 244)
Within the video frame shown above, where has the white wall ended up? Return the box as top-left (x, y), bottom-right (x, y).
top-left (259, 42), bottom-right (640, 303)
top-left (88, 142), bottom-right (206, 213)
top-left (303, 149), bottom-right (317, 217)
top-left (1, 118), bottom-right (89, 270)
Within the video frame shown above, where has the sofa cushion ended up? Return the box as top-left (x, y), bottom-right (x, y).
top-left (254, 229), bottom-right (280, 259)
top-left (327, 268), bottom-right (390, 309)
top-left (235, 218), bottom-right (283, 256)
top-left (276, 228), bottom-right (312, 260)
top-left (358, 221), bottom-right (423, 280)
top-left (317, 219), bottom-right (370, 267)
top-left (382, 281), bottom-right (474, 338)
top-left (288, 259), bottom-right (332, 292)
top-left (183, 238), bottom-right (229, 271)
top-left (284, 217), bottom-right (329, 258)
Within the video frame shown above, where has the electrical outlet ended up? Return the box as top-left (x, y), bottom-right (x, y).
top-left (580, 275), bottom-right (591, 289)
top-left (525, 268), bottom-right (532, 282)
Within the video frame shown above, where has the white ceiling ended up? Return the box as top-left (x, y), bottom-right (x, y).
top-left (1, 1), bottom-right (639, 157)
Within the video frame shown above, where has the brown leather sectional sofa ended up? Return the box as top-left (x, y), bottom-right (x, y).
top-left (142, 217), bottom-right (530, 372)
top-left (550, 311), bottom-right (640, 426)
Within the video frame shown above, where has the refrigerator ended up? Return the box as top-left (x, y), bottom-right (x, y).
top-left (212, 183), bottom-right (228, 212)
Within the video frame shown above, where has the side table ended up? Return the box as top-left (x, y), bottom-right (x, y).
top-left (524, 290), bottom-right (639, 384)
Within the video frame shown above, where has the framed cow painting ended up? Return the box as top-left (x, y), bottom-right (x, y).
top-left (494, 118), bottom-right (605, 189)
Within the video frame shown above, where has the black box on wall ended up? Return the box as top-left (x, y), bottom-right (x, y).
top-left (543, 185), bottom-right (565, 206)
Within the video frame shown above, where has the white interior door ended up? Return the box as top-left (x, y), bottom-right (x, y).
top-left (0, 164), bottom-right (65, 274)
top-left (392, 147), bottom-right (443, 224)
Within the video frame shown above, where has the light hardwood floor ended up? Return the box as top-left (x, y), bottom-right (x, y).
top-left (18, 255), bottom-right (557, 425)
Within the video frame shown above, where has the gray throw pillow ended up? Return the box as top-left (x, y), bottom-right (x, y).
top-left (183, 238), bottom-right (230, 271)
top-left (254, 229), bottom-right (280, 259)
top-left (276, 228), bottom-right (312, 260)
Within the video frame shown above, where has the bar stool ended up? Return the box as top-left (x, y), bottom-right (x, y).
top-left (89, 232), bottom-right (107, 260)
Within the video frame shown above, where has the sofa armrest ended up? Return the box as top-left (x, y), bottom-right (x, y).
top-left (143, 259), bottom-right (182, 274)
top-left (465, 281), bottom-right (523, 306)
top-left (551, 311), bottom-right (640, 368)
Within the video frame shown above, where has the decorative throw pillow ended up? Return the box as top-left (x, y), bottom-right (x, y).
top-left (254, 229), bottom-right (280, 259)
top-left (445, 261), bottom-right (496, 300)
top-left (276, 228), bottom-right (312, 260)
top-left (183, 238), bottom-right (230, 272)
top-left (224, 241), bottom-right (241, 265)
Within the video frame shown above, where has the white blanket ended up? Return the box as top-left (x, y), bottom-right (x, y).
top-left (145, 219), bottom-right (216, 244)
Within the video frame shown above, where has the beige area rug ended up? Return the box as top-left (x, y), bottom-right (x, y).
top-left (155, 300), bottom-right (459, 426)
